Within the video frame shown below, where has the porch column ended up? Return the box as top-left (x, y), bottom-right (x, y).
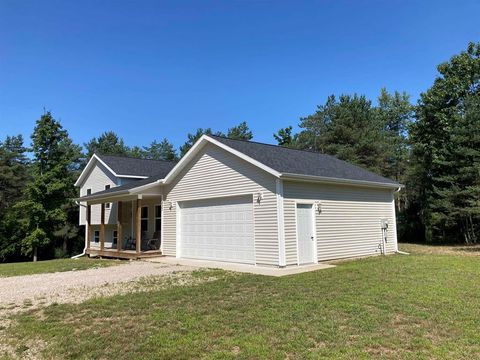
top-left (117, 201), bottom-right (122, 252)
top-left (136, 198), bottom-right (142, 253)
top-left (86, 204), bottom-right (91, 249)
top-left (100, 203), bottom-right (105, 251)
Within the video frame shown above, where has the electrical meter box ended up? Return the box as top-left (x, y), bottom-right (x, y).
top-left (381, 219), bottom-right (389, 230)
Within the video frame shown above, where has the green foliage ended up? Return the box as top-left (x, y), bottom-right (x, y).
top-left (227, 121), bottom-right (253, 140)
top-left (273, 126), bottom-right (294, 146)
top-left (292, 94), bottom-right (390, 173)
top-left (84, 131), bottom-right (130, 159)
top-left (375, 88), bottom-right (414, 182)
top-left (143, 138), bottom-right (178, 161)
top-left (0, 135), bottom-right (29, 261)
top-left (16, 111), bottom-right (82, 260)
top-left (410, 42), bottom-right (480, 243)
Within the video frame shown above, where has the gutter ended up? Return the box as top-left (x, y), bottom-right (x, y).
top-left (280, 173), bottom-right (404, 190)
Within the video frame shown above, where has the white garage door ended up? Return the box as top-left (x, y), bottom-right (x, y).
top-left (180, 195), bottom-right (254, 264)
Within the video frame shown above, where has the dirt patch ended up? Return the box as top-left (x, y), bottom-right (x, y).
top-left (399, 243), bottom-right (480, 256)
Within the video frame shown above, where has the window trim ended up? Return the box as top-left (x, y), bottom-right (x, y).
top-left (86, 188), bottom-right (92, 195)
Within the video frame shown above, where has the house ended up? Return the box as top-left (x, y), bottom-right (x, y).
top-left (76, 135), bottom-right (401, 266)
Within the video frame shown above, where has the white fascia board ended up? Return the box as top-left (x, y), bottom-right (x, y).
top-left (163, 135), bottom-right (281, 184)
top-left (280, 173), bottom-right (404, 189)
top-left (117, 175), bottom-right (149, 179)
top-left (75, 154), bottom-right (149, 187)
top-left (74, 154), bottom-right (113, 187)
top-left (162, 135), bottom-right (210, 184)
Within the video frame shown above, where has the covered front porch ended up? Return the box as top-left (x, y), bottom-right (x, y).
top-left (85, 194), bottom-right (163, 260)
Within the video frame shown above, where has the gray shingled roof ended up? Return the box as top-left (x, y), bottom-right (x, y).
top-left (211, 136), bottom-right (399, 185)
top-left (79, 137), bottom-right (399, 201)
top-left (97, 154), bottom-right (176, 178)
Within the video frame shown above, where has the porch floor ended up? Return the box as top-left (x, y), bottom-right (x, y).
top-left (86, 248), bottom-right (163, 260)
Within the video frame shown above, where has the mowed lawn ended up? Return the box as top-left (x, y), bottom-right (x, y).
top-left (5, 244), bottom-right (480, 359)
top-left (0, 257), bottom-right (118, 277)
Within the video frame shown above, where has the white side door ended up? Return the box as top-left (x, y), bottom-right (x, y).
top-left (297, 204), bottom-right (315, 264)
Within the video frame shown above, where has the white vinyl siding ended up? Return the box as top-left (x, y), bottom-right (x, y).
top-left (79, 161), bottom-right (118, 225)
top-left (283, 199), bottom-right (298, 265)
top-left (283, 181), bottom-right (397, 262)
top-left (163, 143), bottom-right (279, 266)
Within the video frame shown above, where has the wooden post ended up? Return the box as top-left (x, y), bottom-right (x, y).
top-left (86, 204), bottom-right (91, 250)
top-left (117, 201), bottom-right (122, 252)
top-left (100, 203), bottom-right (105, 251)
top-left (136, 198), bottom-right (142, 253)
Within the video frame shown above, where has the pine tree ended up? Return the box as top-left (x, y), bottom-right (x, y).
top-left (0, 135), bottom-right (29, 261)
top-left (84, 131), bottom-right (130, 159)
top-left (16, 112), bottom-right (82, 261)
top-left (410, 42), bottom-right (480, 242)
top-left (227, 122), bottom-right (253, 140)
top-left (143, 139), bottom-right (178, 161)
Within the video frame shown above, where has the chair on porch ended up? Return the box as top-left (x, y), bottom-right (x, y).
top-left (141, 231), bottom-right (161, 251)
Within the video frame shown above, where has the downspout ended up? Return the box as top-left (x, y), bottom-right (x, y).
top-left (71, 200), bottom-right (88, 259)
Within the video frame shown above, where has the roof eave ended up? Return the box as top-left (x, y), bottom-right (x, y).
top-left (280, 173), bottom-right (403, 190)
top-left (75, 179), bottom-right (164, 203)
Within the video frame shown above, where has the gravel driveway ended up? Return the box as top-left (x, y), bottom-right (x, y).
top-left (0, 261), bottom-right (194, 319)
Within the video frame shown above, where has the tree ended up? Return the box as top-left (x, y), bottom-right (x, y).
top-left (410, 42), bottom-right (480, 243)
top-left (295, 94), bottom-right (385, 173)
top-left (375, 88), bottom-right (414, 182)
top-left (179, 128), bottom-right (224, 157)
top-left (16, 112), bottom-right (82, 261)
top-left (273, 126), bottom-right (297, 147)
top-left (143, 139), bottom-right (178, 161)
top-left (84, 131), bottom-right (130, 159)
top-left (227, 121), bottom-right (253, 140)
top-left (128, 146), bottom-right (145, 159)
top-left (0, 135), bottom-right (29, 262)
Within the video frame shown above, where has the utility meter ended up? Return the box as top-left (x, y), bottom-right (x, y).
top-left (381, 219), bottom-right (389, 230)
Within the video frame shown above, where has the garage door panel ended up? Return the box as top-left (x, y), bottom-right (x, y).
top-left (180, 196), bottom-right (254, 264)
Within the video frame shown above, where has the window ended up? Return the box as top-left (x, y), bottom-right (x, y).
top-left (141, 206), bottom-right (148, 232)
top-left (113, 230), bottom-right (118, 245)
top-left (87, 188), bottom-right (92, 195)
top-left (155, 205), bottom-right (162, 232)
top-left (93, 230), bottom-right (100, 243)
top-left (105, 185), bottom-right (111, 208)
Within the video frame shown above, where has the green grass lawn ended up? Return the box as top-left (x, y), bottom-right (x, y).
top-left (0, 257), bottom-right (119, 277)
top-left (4, 245), bottom-right (480, 359)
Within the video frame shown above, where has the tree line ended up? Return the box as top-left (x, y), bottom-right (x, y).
top-left (0, 42), bottom-right (479, 262)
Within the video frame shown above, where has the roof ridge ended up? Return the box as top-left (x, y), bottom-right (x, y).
top-left (95, 152), bottom-right (177, 164)
top-left (209, 135), bottom-right (335, 157)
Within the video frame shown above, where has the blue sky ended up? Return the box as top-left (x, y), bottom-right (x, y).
top-left (1, 0), bottom-right (479, 151)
